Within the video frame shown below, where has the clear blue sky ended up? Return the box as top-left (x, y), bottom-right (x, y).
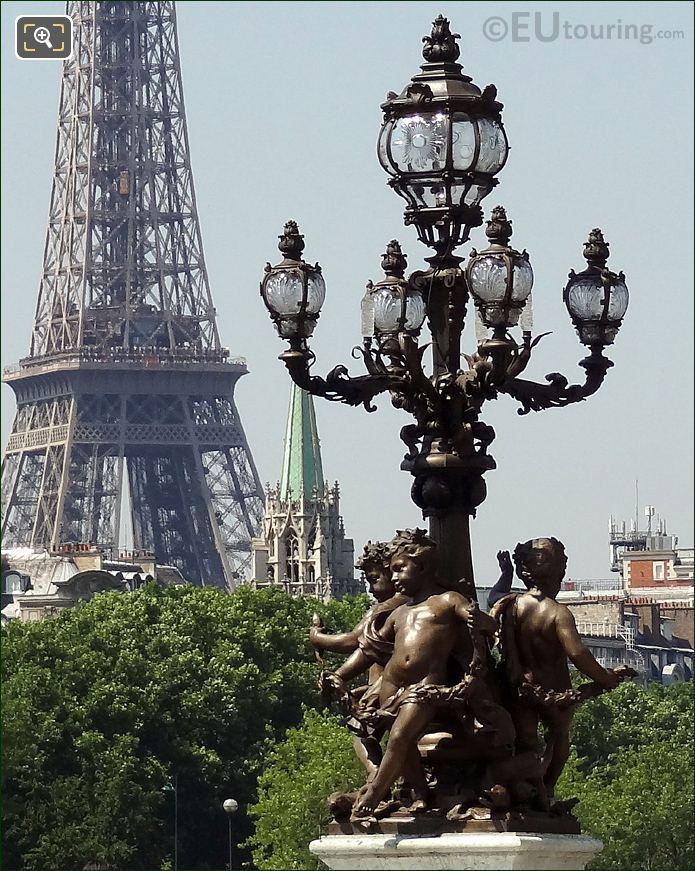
top-left (2, 1), bottom-right (693, 584)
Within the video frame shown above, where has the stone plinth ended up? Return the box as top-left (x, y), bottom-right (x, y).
top-left (309, 831), bottom-right (603, 870)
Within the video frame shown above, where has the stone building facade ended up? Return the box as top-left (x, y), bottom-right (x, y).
top-left (1, 544), bottom-right (186, 623)
top-left (566, 596), bottom-right (694, 684)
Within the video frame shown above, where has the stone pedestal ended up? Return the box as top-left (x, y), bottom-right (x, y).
top-left (309, 831), bottom-right (602, 870)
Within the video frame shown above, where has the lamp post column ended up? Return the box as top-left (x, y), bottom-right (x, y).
top-left (227, 816), bottom-right (232, 870)
top-left (174, 773), bottom-right (178, 871)
top-left (429, 514), bottom-right (474, 593)
top-left (223, 798), bottom-right (238, 871)
top-left (162, 775), bottom-right (179, 871)
top-left (422, 250), bottom-right (476, 593)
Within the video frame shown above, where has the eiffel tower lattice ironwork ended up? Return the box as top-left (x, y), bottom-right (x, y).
top-left (1, 0), bottom-right (264, 589)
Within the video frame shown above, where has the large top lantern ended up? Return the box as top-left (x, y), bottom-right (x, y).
top-left (466, 206), bottom-right (533, 330)
top-left (564, 229), bottom-right (629, 347)
top-left (377, 15), bottom-right (508, 253)
top-left (360, 240), bottom-right (426, 343)
top-left (261, 221), bottom-right (326, 341)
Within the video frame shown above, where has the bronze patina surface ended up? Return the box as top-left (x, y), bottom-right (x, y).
top-left (313, 530), bottom-right (634, 834)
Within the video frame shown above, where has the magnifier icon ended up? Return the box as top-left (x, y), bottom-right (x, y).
top-left (34, 26), bottom-right (53, 49)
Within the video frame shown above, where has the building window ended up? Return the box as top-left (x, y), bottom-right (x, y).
top-left (3, 572), bottom-right (24, 594)
top-left (654, 562), bottom-right (665, 582)
top-left (285, 533), bottom-right (300, 584)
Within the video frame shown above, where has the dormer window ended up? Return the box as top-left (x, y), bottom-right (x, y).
top-left (2, 571), bottom-right (31, 595)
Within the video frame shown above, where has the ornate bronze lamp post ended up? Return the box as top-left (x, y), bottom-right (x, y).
top-left (260, 16), bottom-right (628, 596)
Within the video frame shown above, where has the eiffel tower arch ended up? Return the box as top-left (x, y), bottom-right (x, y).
top-left (1, 1), bottom-right (264, 589)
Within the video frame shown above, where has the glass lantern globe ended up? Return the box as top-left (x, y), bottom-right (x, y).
top-left (372, 285), bottom-right (426, 336)
top-left (261, 221), bottom-right (326, 340)
top-left (360, 241), bottom-right (425, 343)
top-left (466, 206), bottom-right (533, 329)
top-left (564, 229), bottom-right (628, 347)
top-left (377, 16), bottom-right (508, 251)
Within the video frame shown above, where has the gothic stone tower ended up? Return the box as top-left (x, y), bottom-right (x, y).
top-left (1, 2), bottom-right (264, 589)
top-left (250, 385), bottom-right (359, 601)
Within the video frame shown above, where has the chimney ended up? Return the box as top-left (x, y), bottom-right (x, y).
top-left (134, 549), bottom-right (156, 579)
top-left (72, 543), bottom-right (102, 572)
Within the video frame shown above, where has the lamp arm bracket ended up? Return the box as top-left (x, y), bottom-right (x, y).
top-left (499, 348), bottom-right (613, 415)
top-left (504, 330), bottom-right (552, 380)
top-left (279, 346), bottom-right (396, 412)
top-left (353, 344), bottom-right (389, 377)
top-left (322, 366), bottom-right (393, 412)
top-left (400, 337), bottom-right (439, 402)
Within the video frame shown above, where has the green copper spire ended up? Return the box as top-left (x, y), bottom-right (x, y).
top-left (280, 384), bottom-right (325, 501)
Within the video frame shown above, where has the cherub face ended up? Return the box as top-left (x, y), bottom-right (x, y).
top-left (364, 566), bottom-right (394, 603)
top-left (389, 555), bottom-right (425, 597)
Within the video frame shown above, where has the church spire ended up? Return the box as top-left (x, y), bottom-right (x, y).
top-left (250, 383), bottom-right (358, 599)
top-left (280, 384), bottom-right (325, 501)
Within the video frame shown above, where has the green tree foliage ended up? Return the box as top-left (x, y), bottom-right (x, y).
top-left (1, 584), bottom-right (369, 870)
top-left (569, 679), bottom-right (693, 769)
top-left (248, 709), bottom-right (362, 870)
top-left (557, 680), bottom-right (694, 870)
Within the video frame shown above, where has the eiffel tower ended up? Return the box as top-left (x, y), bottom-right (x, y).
top-left (1, 1), bottom-right (264, 589)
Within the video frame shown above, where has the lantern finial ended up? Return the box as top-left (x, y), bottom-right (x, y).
top-left (422, 15), bottom-right (461, 64)
top-left (582, 228), bottom-right (610, 268)
top-left (381, 240), bottom-right (407, 278)
top-left (485, 206), bottom-right (513, 247)
top-left (278, 221), bottom-right (305, 260)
